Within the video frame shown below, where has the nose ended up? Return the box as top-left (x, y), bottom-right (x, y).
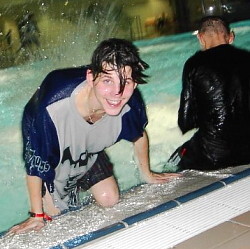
top-left (113, 82), bottom-right (122, 96)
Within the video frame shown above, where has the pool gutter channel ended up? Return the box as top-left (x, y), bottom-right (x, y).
top-left (50, 168), bottom-right (250, 249)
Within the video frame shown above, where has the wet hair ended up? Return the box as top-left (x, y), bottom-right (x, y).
top-left (198, 16), bottom-right (231, 35)
top-left (90, 38), bottom-right (149, 93)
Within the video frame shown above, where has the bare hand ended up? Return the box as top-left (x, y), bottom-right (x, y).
top-left (8, 217), bottom-right (45, 234)
top-left (144, 172), bottom-right (181, 184)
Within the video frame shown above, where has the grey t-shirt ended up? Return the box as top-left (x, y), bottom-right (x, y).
top-left (47, 82), bottom-right (130, 210)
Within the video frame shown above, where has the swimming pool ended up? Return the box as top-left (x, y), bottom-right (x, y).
top-left (0, 19), bottom-right (250, 248)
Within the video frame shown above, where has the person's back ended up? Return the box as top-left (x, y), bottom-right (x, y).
top-left (170, 16), bottom-right (250, 170)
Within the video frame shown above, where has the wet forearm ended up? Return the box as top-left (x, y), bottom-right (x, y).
top-left (26, 175), bottom-right (43, 213)
top-left (133, 131), bottom-right (151, 178)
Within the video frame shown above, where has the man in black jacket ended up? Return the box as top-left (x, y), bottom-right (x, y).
top-left (169, 16), bottom-right (250, 170)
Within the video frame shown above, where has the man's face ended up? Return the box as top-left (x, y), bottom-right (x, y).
top-left (88, 64), bottom-right (137, 116)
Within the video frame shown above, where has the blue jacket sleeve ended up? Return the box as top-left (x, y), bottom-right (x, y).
top-left (117, 88), bottom-right (148, 142)
top-left (22, 89), bottom-right (59, 190)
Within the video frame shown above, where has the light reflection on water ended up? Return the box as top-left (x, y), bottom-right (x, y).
top-left (0, 19), bottom-right (250, 241)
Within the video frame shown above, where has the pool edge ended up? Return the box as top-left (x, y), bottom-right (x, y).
top-left (51, 168), bottom-right (250, 249)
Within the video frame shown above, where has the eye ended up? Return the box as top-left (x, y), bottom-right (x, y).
top-left (103, 78), bottom-right (113, 84)
top-left (125, 79), bottom-right (134, 85)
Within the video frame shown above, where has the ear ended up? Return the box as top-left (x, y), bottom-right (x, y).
top-left (197, 33), bottom-right (205, 48)
top-left (86, 69), bottom-right (94, 87)
top-left (228, 31), bottom-right (235, 44)
top-left (134, 83), bottom-right (138, 89)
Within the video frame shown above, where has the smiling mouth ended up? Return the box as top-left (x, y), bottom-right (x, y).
top-left (106, 99), bottom-right (122, 107)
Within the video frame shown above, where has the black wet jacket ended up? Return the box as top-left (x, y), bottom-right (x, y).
top-left (178, 44), bottom-right (250, 170)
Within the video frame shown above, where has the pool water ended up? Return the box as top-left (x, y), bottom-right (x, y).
top-left (0, 19), bottom-right (250, 234)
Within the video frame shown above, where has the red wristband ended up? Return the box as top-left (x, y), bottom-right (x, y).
top-left (43, 213), bottom-right (52, 221)
top-left (28, 212), bottom-right (52, 221)
top-left (29, 212), bottom-right (44, 218)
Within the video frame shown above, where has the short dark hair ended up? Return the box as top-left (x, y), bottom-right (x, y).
top-left (90, 38), bottom-right (149, 93)
top-left (198, 15), bottom-right (231, 34)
